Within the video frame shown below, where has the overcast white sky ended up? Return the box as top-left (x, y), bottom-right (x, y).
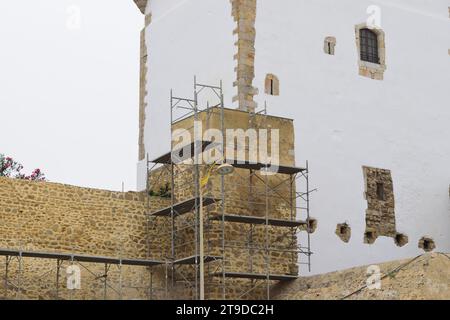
top-left (0, 0), bottom-right (142, 191)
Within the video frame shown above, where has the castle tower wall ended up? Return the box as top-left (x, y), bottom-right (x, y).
top-left (136, 0), bottom-right (450, 275)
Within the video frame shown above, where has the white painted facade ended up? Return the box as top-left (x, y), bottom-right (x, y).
top-left (141, 0), bottom-right (236, 161)
top-left (138, 0), bottom-right (450, 274)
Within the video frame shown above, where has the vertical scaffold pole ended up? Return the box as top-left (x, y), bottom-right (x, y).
top-left (103, 263), bottom-right (108, 300)
top-left (194, 76), bottom-right (201, 300)
top-left (146, 153), bottom-right (150, 260)
top-left (170, 89), bottom-right (176, 292)
top-left (56, 259), bottom-right (62, 299)
top-left (16, 252), bottom-right (22, 300)
top-left (70, 256), bottom-right (74, 300)
top-left (306, 161), bottom-right (311, 272)
top-left (265, 170), bottom-right (270, 300)
top-left (291, 174), bottom-right (297, 271)
top-left (165, 262), bottom-right (169, 299)
top-left (4, 256), bottom-right (10, 299)
top-left (220, 81), bottom-right (226, 300)
top-left (119, 260), bottom-right (123, 300)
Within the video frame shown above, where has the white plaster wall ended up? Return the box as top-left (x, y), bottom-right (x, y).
top-left (254, 0), bottom-right (450, 274)
top-left (141, 0), bottom-right (450, 275)
top-left (142, 0), bottom-right (236, 165)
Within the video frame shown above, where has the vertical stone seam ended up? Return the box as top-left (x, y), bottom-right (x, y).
top-left (231, 0), bottom-right (258, 113)
top-left (133, 0), bottom-right (148, 14)
top-left (138, 15), bottom-right (151, 161)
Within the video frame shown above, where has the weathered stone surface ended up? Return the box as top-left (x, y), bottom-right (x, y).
top-left (0, 177), bottom-right (169, 300)
top-left (418, 236), bottom-right (436, 252)
top-left (133, 0), bottom-right (147, 14)
top-left (394, 233), bottom-right (409, 247)
top-left (271, 253), bottom-right (450, 300)
top-left (148, 108), bottom-right (307, 299)
top-left (138, 14), bottom-right (151, 161)
top-left (362, 166), bottom-right (403, 244)
top-left (324, 36), bottom-right (336, 55)
top-left (335, 223), bottom-right (351, 243)
top-left (0, 108), bottom-right (310, 300)
top-left (231, 0), bottom-right (258, 112)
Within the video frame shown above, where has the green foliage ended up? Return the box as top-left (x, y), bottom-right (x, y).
top-left (149, 182), bottom-right (171, 198)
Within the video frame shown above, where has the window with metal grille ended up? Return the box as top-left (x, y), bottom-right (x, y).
top-left (360, 28), bottom-right (379, 64)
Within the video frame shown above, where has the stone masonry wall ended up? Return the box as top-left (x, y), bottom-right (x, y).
top-left (231, 0), bottom-right (258, 112)
top-left (150, 108), bottom-right (311, 299)
top-left (133, 0), bottom-right (147, 14)
top-left (138, 14), bottom-right (152, 161)
top-left (363, 166), bottom-right (396, 238)
top-left (271, 253), bottom-right (450, 300)
top-left (362, 166), bottom-right (407, 247)
top-left (0, 107), bottom-right (308, 300)
top-left (0, 177), bottom-right (169, 300)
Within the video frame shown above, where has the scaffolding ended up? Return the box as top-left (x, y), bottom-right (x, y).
top-left (0, 248), bottom-right (165, 300)
top-left (146, 78), bottom-right (314, 300)
top-left (0, 79), bottom-right (313, 301)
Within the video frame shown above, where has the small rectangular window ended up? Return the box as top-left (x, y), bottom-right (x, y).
top-left (264, 74), bottom-right (279, 96)
top-left (376, 182), bottom-right (385, 200)
top-left (324, 37), bottom-right (336, 55)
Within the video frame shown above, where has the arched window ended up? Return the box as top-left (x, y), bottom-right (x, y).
top-left (360, 28), bottom-right (379, 64)
top-left (265, 74), bottom-right (279, 96)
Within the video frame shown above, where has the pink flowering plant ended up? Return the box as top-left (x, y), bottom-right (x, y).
top-left (0, 154), bottom-right (46, 181)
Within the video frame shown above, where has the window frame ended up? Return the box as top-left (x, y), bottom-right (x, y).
top-left (355, 23), bottom-right (386, 80)
top-left (264, 74), bottom-right (279, 96)
top-left (360, 28), bottom-right (380, 64)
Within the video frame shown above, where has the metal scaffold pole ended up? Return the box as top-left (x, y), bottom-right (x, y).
top-left (16, 252), bottom-right (22, 300)
top-left (265, 170), bottom-right (270, 300)
top-left (220, 81), bottom-right (226, 300)
top-left (55, 259), bottom-right (62, 299)
top-left (194, 76), bottom-right (202, 301)
top-left (306, 161), bottom-right (311, 272)
top-left (144, 78), bottom-right (312, 300)
top-left (170, 89), bottom-right (176, 292)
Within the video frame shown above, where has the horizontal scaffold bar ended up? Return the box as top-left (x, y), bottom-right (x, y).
top-left (213, 272), bottom-right (298, 281)
top-left (224, 159), bottom-right (306, 175)
top-left (148, 197), bottom-right (221, 217)
top-left (209, 214), bottom-right (308, 228)
top-left (173, 255), bottom-right (222, 265)
top-left (0, 248), bottom-right (164, 266)
top-left (150, 140), bottom-right (216, 164)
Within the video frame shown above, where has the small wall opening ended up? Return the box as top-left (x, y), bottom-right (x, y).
top-left (324, 36), bottom-right (336, 55)
top-left (394, 232), bottom-right (408, 247)
top-left (419, 237), bottom-right (436, 252)
top-left (376, 182), bottom-right (385, 200)
top-left (265, 74), bottom-right (280, 96)
top-left (307, 218), bottom-right (318, 234)
top-left (364, 228), bottom-right (378, 244)
top-left (335, 223), bottom-right (351, 243)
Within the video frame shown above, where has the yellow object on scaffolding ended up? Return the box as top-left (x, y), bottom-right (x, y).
top-left (200, 161), bottom-right (219, 188)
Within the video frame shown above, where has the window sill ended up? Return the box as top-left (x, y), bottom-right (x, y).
top-left (359, 60), bottom-right (386, 71)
